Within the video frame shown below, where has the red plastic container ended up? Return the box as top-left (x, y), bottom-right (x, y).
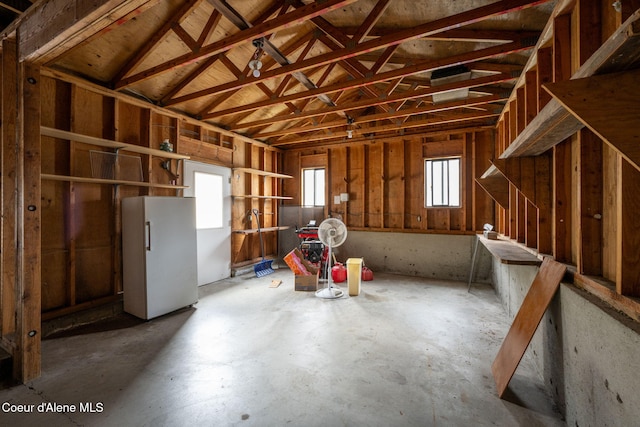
top-left (361, 266), bottom-right (374, 281)
top-left (331, 263), bottom-right (347, 283)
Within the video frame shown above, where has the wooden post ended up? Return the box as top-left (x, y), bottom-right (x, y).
top-left (616, 159), bottom-right (640, 297)
top-left (575, 0), bottom-right (603, 276)
top-left (2, 39), bottom-right (18, 339)
top-left (2, 36), bottom-right (42, 382)
top-left (16, 61), bottom-right (42, 382)
top-left (552, 13), bottom-right (572, 263)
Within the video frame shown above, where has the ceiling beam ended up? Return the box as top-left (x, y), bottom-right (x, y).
top-left (272, 111), bottom-right (500, 146)
top-left (114, 0), bottom-right (359, 89)
top-left (283, 124), bottom-right (496, 150)
top-left (232, 73), bottom-right (513, 131)
top-left (253, 93), bottom-right (508, 139)
top-left (352, 0), bottom-right (392, 43)
top-left (17, 0), bottom-right (159, 62)
top-left (111, 0), bottom-right (204, 85)
top-left (201, 37), bottom-right (529, 120)
top-left (164, 0), bottom-right (548, 106)
top-left (207, 0), bottom-right (338, 108)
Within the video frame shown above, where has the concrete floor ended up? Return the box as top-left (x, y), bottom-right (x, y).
top-left (0, 270), bottom-right (565, 426)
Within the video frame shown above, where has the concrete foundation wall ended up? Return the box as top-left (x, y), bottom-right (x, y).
top-left (340, 231), bottom-right (492, 283)
top-left (489, 255), bottom-right (640, 426)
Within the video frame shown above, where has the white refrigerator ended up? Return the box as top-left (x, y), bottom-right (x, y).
top-left (122, 196), bottom-right (198, 320)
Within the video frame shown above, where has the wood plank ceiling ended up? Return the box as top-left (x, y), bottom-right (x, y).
top-left (11, 0), bottom-right (556, 149)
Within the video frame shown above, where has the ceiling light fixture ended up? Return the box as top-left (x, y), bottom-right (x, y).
top-left (248, 38), bottom-right (264, 78)
top-left (346, 116), bottom-right (355, 139)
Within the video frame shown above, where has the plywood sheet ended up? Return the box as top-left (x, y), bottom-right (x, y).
top-left (492, 257), bottom-right (566, 397)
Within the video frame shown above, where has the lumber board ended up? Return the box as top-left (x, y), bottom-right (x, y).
top-left (525, 200), bottom-right (537, 249)
top-left (500, 9), bottom-right (640, 158)
top-left (232, 195), bottom-right (293, 200)
top-left (2, 38), bottom-right (18, 338)
top-left (41, 126), bottom-right (190, 160)
top-left (16, 61), bottom-right (42, 381)
top-left (492, 258), bottom-right (566, 397)
top-left (385, 141), bottom-right (405, 229)
top-left (348, 145), bottom-right (366, 228)
top-left (574, 273), bottom-right (640, 323)
top-left (18, 0), bottom-right (158, 63)
top-left (366, 144), bottom-right (383, 228)
top-left (232, 227), bottom-right (290, 235)
top-left (476, 174), bottom-right (510, 209)
top-left (473, 131), bottom-right (495, 231)
top-left (41, 173), bottom-right (187, 189)
top-left (543, 70), bottom-right (640, 172)
top-left (479, 235), bottom-right (541, 266)
top-left (232, 167), bottom-right (292, 179)
top-left (577, 129), bottom-right (603, 276)
top-left (617, 160), bottom-right (640, 296)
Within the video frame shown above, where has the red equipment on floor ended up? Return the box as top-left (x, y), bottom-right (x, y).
top-left (331, 262), bottom-right (347, 283)
top-left (295, 221), bottom-right (329, 276)
top-left (361, 265), bottom-right (374, 281)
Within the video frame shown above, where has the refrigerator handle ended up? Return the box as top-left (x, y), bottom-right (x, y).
top-left (146, 221), bottom-right (152, 251)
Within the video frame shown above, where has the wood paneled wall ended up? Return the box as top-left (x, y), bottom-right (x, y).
top-left (283, 130), bottom-right (496, 234)
top-left (8, 74), bottom-right (283, 323)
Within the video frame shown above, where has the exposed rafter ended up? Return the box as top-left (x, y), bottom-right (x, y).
top-left (35, 0), bottom-right (553, 150)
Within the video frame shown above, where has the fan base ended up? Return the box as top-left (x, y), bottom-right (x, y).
top-left (315, 286), bottom-right (344, 299)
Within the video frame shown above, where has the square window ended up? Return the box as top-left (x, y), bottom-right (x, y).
top-left (425, 158), bottom-right (461, 208)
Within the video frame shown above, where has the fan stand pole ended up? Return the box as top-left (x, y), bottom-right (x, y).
top-left (315, 243), bottom-right (343, 299)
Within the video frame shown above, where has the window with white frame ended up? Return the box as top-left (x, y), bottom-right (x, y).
top-left (302, 168), bottom-right (325, 207)
top-left (425, 157), bottom-right (461, 207)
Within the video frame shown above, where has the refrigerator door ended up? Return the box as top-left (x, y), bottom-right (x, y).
top-left (143, 197), bottom-right (198, 319)
top-left (122, 196), bottom-right (147, 318)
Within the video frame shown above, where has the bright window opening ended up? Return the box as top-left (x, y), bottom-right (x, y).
top-left (425, 157), bottom-right (461, 207)
top-left (303, 168), bottom-right (325, 207)
top-left (194, 172), bottom-right (223, 229)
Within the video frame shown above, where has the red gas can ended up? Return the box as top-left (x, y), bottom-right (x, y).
top-left (331, 263), bottom-right (347, 283)
top-left (361, 266), bottom-right (374, 281)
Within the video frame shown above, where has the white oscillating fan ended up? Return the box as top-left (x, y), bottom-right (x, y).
top-left (316, 218), bottom-right (348, 299)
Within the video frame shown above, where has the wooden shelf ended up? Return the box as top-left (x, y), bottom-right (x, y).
top-left (500, 9), bottom-right (640, 159)
top-left (42, 173), bottom-right (188, 189)
top-left (232, 194), bottom-right (293, 200)
top-left (232, 226), bottom-right (290, 234)
top-left (233, 167), bottom-right (292, 179)
top-left (478, 235), bottom-right (542, 266)
top-left (41, 126), bottom-right (190, 160)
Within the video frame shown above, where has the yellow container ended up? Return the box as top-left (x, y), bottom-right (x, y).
top-left (346, 258), bottom-right (363, 296)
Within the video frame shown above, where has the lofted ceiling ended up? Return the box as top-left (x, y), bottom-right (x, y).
top-left (11, 0), bottom-right (557, 149)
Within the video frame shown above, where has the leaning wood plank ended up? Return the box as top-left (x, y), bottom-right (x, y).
top-left (500, 9), bottom-right (640, 159)
top-left (492, 258), bottom-right (566, 397)
top-left (543, 70), bottom-right (640, 173)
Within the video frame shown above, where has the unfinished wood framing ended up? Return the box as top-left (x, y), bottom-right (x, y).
top-left (482, 2), bottom-right (640, 304)
top-left (1, 0), bottom-right (639, 388)
top-left (285, 129), bottom-right (495, 234)
top-left (1, 37), bottom-right (42, 382)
